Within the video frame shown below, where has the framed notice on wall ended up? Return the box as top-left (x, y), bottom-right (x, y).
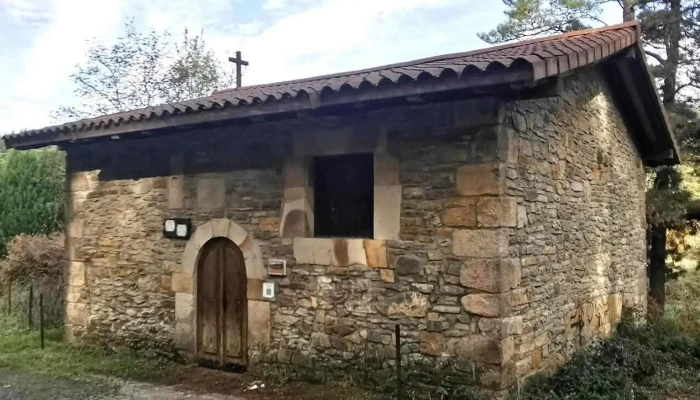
top-left (268, 259), bottom-right (287, 276)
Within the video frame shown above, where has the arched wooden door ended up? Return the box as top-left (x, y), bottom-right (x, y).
top-left (197, 237), bottom-right (247, 367)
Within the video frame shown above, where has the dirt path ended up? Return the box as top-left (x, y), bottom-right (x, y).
top-left (0, 367), bottom-right (373, 400)
top-left (0, 368), bottom-right (245, 400)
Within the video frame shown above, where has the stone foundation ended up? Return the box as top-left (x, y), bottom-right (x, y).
top-left (63, 68), bottom-right (645, 391)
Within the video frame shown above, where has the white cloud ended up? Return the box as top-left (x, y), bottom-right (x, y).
top-left (0, 0), bottom-right (505, 134)
top-left (263, 0), bottom-right (288, 11)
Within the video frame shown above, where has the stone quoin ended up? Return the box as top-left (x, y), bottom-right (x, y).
top-left (3, 21), bottom-right (678, 392)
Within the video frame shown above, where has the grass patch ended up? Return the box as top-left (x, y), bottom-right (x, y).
top-left (0, 314), bottom-right (182, 382)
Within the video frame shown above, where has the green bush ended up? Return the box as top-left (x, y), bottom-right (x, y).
top-left (515, 312), bottom-right (700, 400)
top-left (0, 148), bottom-right (65, 257)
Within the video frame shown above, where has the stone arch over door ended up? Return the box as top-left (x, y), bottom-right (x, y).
top-left (173, 218), bottom-right (267, 352)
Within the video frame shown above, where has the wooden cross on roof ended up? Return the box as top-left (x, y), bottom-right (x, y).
top-left (228, 51), bottom-right (249, 88)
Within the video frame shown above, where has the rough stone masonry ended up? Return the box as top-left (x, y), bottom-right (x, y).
top-left (63, 68), bottom-right (645, 391)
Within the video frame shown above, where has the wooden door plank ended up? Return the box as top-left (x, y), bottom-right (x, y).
top-left (223, 242), bottom-right (247, 362)
top-left (197, 240), bottom-right (221, 357)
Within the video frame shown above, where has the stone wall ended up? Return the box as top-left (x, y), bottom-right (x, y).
top-left (63, 67), bottom-right (646, 392)
top-left (502, 69), bottom-right (647, 381)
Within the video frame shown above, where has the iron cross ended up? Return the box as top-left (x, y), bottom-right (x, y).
top-left (228, 51), bottom-right (249, 88)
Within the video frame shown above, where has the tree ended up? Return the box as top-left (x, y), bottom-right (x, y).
top-left (481, 0), bottom-right (700, 312)
top-left (0, 148), bottom-right (65, 257)
top-left (53, 22), bottom-right (235, 120)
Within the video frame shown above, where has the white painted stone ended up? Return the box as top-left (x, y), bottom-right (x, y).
top-left (374, 184), bottom-right (402, 240)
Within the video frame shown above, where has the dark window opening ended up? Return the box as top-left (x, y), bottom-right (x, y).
top-left (314, 153), bottom-right (374, 238)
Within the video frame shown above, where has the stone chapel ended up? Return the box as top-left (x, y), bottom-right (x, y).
top-left (3, 21), bottom-right (678, 391)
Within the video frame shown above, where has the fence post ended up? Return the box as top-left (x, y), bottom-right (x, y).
top-left (28, 286), bottom-right (33, 328)
top-left (39, 293), bottom-right (44, 350)
top-left (7, 283), bottom-right (10, 315)
top-left (395, 324), bottom-right (402, 399)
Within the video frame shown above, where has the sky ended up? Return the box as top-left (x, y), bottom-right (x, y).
top-left (0, 0), bottom-right (624, 134)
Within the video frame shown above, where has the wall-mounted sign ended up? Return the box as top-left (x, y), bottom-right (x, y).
top-left (267, 259), bottom-right (287, 276)
top-left (263, 282), bottom-right (276, 299)
top-left (164, 218), bottom-right (192, 240)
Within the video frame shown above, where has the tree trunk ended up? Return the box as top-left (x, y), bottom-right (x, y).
top-left (646, 0), bottom-right (682, 316)
top-left (648, 227), bottom-right (667, 314)
top-left (622, 0), bottom-right (636, 22)
top-left (662, 0), bottom-right (682, 107)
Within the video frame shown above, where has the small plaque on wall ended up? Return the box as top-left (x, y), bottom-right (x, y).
top-left (163, 218), bottom-right (192, 240)
top-left (268, 259), bottom-right (287, 276)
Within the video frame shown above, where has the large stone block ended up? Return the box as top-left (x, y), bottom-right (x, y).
top-left (196, 177), bottom-right (225, 210)
top-left (396, 255), bottom-right (422, 275)
top-left (453, 229), bottom-right (508, 258)
top-left (442, 207), bottom-right (477, 227)
top-left (477, 197), bottom-right (517, 227)
top-left (68, 261), bottom-right (85, 287)
top-left (171, 273), bottom-right (192, 294)
top-left (66, 302), bottom-right (87, 326)
top-left (70, 173), bottom-right (90, 192)
top-left (450, 335), bottom-right (507, 365)
top-left (281, 187), bottom-right (313, 237)
top-left (374, 185), bottom-right (401, 240)
top-left (284, 157), bottom-right (311, 187)
top-left (168, 176), bottom-right (184, 209)
top-left (331, 239), bottom-right (367, 267)
top-left (382, 292), bottom-right (430, 317)
top-left (67, 219), bottom-right (84, 239)
top-left (456, 163), bottom-right (503, 196)
top-left (248, 300), bottom-right (271, 347)
top-left (374, 152), bottom-right (400, 186)
top-left (420, 332), bottom-right (445, 356)
top-left (363, 240), bottom-right (387, 268)
top-left (211, 218), bottom-right (231, 237)
top-left (175, 292), bottom-right (194, 323)
top-left (193, 222), bottom-right (214, 249)
top-left (461, 293), bottom-right (502, 317)
top-left (293, 238), bottom-right (333, 265)
top-left (608, 293), bottom-right (623, 323)
top-left (460, 258), bottom-right (521, 293)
